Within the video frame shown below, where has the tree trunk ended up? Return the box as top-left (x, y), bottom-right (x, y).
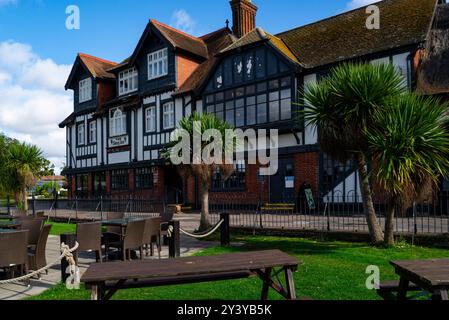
top-left (384, 197), bottom-right (397, 246)
top-left (22, 186), bottom-right (28, 212)
top-left (356, 153), bottom-right (384, 245)
top-left (199, 183), bottom-right (211, 231)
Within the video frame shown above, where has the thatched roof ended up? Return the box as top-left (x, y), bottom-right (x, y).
top-left (417, 4), bottom-right (449, 95)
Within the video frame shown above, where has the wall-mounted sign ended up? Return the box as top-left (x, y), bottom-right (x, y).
top-left (304, 187), bottom-right (316, 210)
top-left (285, 176), bottom-right (295, 189)
top-left (109, 135), bottom-right (129, 148)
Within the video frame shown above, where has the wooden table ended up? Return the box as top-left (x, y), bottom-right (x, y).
top-left (81, 249), bottom-right (301, 301)
top-left (0, 220), bottom-right (21, 230)
top-left (391, 259), bottom-right (449, 300)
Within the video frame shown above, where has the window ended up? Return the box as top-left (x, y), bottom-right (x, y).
top-left (145, 106), bottom-right (156, 133)
top-left (93, 172), bottom-right (106, 196)
top-left (77, 123), bottom-right (85, 145)
top-left (163, 101), bottom-right (175, 129)
top-left (212, 162), bottom-right (246, 191)
top-left (148, 48), bottom-right (168, 80)
top-left (135, 168), bottom-right (153, 189)
top-left (119, 67), bottom-right (138, 95)
top-left (111, 169), bottom-right (128, 191)
top-left (76, 174), bottom-right (88, 198)
top-left (321, 153), bottom-right (357, 202)
top-left (88, 121), bottom-right (96, 144)
top-left (109, 108), bottom-right (127, 137)
top-left (79, 78), bottom-right (92, 103)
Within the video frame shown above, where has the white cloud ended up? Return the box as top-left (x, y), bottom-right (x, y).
top-left (346, 0), bottom-right (380, 10)
top-left (0, 0), bottom-right (17, 7)
top-left (0, 40), bottom-right (73, 173)
top-left (171, 9), bottom-right (197, 35)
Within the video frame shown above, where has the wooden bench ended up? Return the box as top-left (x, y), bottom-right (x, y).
top-left (377, 280), bottom-right (420, 300)
top-left (81, 250), bottom-right (301, 301)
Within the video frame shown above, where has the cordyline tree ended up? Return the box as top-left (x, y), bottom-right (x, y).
top-left (366, 94), bottom-right (449, 246)
top-left (301, 63), bottom-right (405, 245)
top-left (164, 112), bottom-right (238, 231)
top-left (4, 142), bottom-right (46, 211)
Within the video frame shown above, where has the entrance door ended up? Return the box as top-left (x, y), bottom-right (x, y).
top-left (269, 158), bottom-right (296, 204)
top-left (164, 166), bottom-right (184, 204)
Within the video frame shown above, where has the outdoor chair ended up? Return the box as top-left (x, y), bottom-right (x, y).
top-left (102, 212), bottom-right (125, 245)
top-left (107, 219), bottom-right (146, 261)
top-left (27, 224), bottom-right (52, 278)
top-left (35, 211), bottom-right (45, 218)
top-left (142, 217), bottom-right (162, 259)
top-left (0, 230), bottom-right (28, 279)
top-left (76, 222), bottom-right (103, 263)
top-left (20, 218), bottom-right (44, 249)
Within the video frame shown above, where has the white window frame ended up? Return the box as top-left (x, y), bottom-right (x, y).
top-left (145, 106), bottom-right (157, 133)
top-left (109, 107), bottom-right (127, 137)
top-left (118, 67), bottom-right (138, 96)
top-left (89, 121), bottom-right (97, 144)
top-left (77, 123), bottom-right (85, 145)
top-left (162, 101), bottom-right (175, 130)
top-left (79, 78), bottom-right (92, 103)
top-left (148, 48), bottom-right (168, 80)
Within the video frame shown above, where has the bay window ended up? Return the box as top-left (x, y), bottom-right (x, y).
top-left (79, 78), bottom-right (92, 103)
top-left (148, 48), bottom-right (168, 80)
top-left (119, 67), bottom-right (138, 95)
top-left (110, 107), bottom-right (127, 137)
top-left (163, 101), bottom-right (175, 129)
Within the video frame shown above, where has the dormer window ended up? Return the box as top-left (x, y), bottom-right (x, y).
top-left (110, 107), bottom-right (127, 137)
top-left (119, 67), bottom-right (138, 95)
top-left (79, 78), bottom-right (92, 103)
top-left (148, 48), bottom-right (168, 80)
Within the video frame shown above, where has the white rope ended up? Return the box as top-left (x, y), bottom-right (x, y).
top-left (0, 242), bottom-right (79, 285)
top-left (171, 219), bottom-right (224, 239)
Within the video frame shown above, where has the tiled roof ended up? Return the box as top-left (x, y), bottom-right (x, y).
top-left (78, 53), bottom-right (117, 79)
top-left (276, 0), bottom-right (438, 69)
top-left (151, 19), bottom-right (208, 59)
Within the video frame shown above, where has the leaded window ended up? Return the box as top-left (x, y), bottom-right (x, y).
top-left (135, 168), bottom-right (154, 189)
top-left (212, 162), bottom-right (246, 191)
top-left (111, 169), bottom-right (128, 191)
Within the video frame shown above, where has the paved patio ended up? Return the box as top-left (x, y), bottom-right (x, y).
top-left (0, 214), bottom-right (216, 300)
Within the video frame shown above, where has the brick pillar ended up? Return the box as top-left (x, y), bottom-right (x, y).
top-left (294, 152), bottom-right (320, 197)
top-left (71, 176), bottom-right (76, 199)
top-left (128, 169), bottom-right (135, 194)
top-left (87, 173), bottom-right (93, 198)
top-left (105, 171), bottom-right (111, 194)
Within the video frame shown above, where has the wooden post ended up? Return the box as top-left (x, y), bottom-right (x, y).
top-left (60, 233), bottom-right (77, 283)
top-left (220, 212), bottom-right (230, 246)
top-left (168, 220), bottom-right (180, 258)
top-left (7, 195), bottom-right (11, 216)
top-left (32, 195), bottom-right (36, 217)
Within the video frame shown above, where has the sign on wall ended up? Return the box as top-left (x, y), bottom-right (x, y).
top-left (109, 135), bottom-right (129, 148)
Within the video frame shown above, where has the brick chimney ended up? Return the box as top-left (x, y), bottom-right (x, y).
top-left (230, 0), bottom-right (258, 38)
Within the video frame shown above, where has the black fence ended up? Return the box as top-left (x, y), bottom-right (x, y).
top-left (209, 195), bottom-right (449, 236)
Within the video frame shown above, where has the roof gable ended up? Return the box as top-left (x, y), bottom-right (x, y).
top-left (277, 0), bottom-right (438, 69)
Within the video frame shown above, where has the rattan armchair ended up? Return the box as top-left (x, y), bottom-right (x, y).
top-left (27, 224), bottom-right (52, 277)
top-left (76, 222), bottom-right (103, 263)
top-left (107, 219), bottom-right (146, 261)
top-left (143, 217), bottom-right (162, 259)
top-left (102, 212), bottom-right (125, 244)
top-left (20, 219), bottom-right (44, 249)
top-left (0, 230), bottom-right (28, 279)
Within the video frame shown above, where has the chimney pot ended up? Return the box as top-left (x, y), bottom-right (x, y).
top-left (230, 0), bottom-right (258, 38)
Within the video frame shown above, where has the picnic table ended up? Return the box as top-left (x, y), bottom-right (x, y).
top-left (390, 259), bottom-right (449, 300)
top-left (81, 249), bottom-right (301, 301)
top-left (0, 220), bottom-right (21, 230)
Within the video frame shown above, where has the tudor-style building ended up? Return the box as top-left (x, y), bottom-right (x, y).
top-left (60, 0), bottom-right (449, 206)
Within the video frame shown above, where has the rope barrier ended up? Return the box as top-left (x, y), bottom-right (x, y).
top-left (0, 242), bottom-right (79, 286)
top-left (168, 219), bottom-right (224, 239)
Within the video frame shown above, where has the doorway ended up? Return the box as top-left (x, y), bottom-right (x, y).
top-left (269, 157), bottom-right (296, 204)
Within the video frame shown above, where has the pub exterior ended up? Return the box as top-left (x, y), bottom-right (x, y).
top-left (60, 0), bottom-right (449, 207)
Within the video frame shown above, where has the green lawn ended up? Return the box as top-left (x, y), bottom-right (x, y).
top-left (28, 235), bottom-right (449, 301)
top-left (46, 221), bottom-right (76, 236)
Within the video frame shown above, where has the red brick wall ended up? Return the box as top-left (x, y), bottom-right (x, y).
top-left (177, 54), bottom-right (201, 88)
top-left (97, 80), bottom-right (116, 109)
top-left (294, 152), bottom-right (320, 197)
top-left (87, 173), bottom-right (93, 198)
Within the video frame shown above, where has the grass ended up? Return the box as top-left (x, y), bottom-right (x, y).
top-left (28, 234), bottom-right (449, 301)
top-left (46, 221), bottom-right (76, 236)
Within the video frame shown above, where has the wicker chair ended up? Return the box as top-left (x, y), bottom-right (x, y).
top-left (102, 212), bottom-right (125, 245)
top-left (142, 217), bottom-right (162, 259)
top-left (0, 230), bottom-right (28, 278)
top-left (27, 224), bottom-right (52, 277)
top-left (107, 220), bottom-right (146, 261)
top-left (76, 222), bottom-right (103, 263)
top-left (20, 219), bottom-right (44, 249)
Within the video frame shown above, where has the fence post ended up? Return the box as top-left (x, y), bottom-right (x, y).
top-left (75, 197), bottom-right (78, 221)
top-left (168, 220), bottom-right (180, 258)
top-left (60, 233), bottom-right (77, 283)
top-left (100, 196), bottom-right (103, 221)
top-left (6, 195), bottom-right (11, 216)
top-left (220, 213), bottom-right (230, 246)
top-left (32, 195), bottom-right (36, 217)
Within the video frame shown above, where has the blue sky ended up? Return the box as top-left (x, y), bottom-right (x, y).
top-left (0, 0), bottom-right (375, 65)
top-left (0, 0), bottom-right (376, 172)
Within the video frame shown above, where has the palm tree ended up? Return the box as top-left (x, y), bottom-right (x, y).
top-left (5, 142), bottom-right (45, 211)
top-left (366, 94), bottom-right (449, 246)
top-left (164, 112), bottom-right (237, 230)
top-left (302, 62), bottom-right (405, 245)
